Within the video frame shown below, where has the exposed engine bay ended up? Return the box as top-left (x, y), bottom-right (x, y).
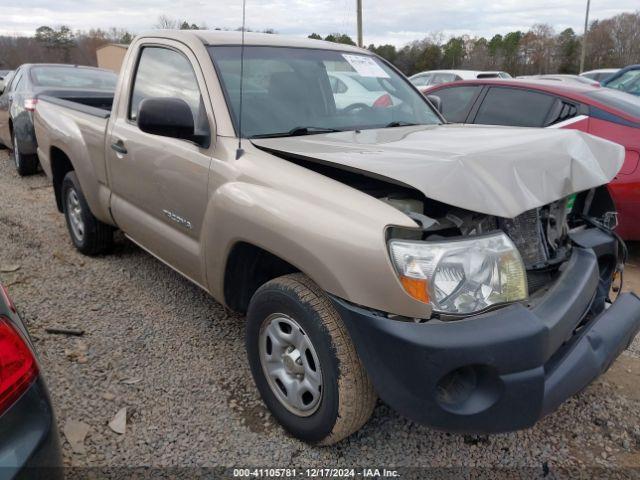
top-left (383, 186), bottom-right (620, 301)
top-left (382, 194), bottom-right (575, 295)
top-left (280, 154), bottom-right (619, 298)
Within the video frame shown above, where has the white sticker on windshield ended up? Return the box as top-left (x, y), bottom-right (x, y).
top-left (342, 54), bottom-right (390, 78)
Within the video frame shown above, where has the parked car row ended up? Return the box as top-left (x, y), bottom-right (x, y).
top-left (581, 68), bottom-right (619, 83)
top-left (515, 74), bottom-right (601, 87)
top-left (0, 70), bottom-right (13, 92)
top-left (409, 69), bottom-right (511, 88)
top-left (416, 74), bottom-right (640, 241)
top-left (604, 65), bottom-right (640, 97)
top-left (0, 63), bottom-right (116, 175)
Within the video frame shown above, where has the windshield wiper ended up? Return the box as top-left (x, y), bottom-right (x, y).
top-left (251, 126), bottom-right (343, 139)
top-left (385, 121), bottom-right (419, 128)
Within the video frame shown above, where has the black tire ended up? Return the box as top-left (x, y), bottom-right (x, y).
top-left (246, 273), bottom-right (376, 445)
top-left (12, 130), bottom-right (39, 176)
top-left (61, 171), bottom-right (113, 255)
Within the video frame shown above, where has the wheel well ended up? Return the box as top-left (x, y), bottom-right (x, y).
top-left (224, 242), bottom-right (299, 313)
top-left (50, 147), bottom-right (74, 212)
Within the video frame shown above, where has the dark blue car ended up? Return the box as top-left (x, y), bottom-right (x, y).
top-left (603, 64), bottom-right (640, 96)
top-left (0, 282), bottom-right (62, 480)
top-left (0, 64), bottom-right (117, 176)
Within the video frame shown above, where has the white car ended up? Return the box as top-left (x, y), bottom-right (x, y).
top-left (328, 71), bottom-right (397, 109)
top-left (409, 69), bottom-right (511, 89)
top-left (580, 68), bottom-right (619, 83)
top-left (517, 74), bottom-right (600, 87)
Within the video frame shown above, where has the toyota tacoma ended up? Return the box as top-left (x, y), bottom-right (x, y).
top-left (33, 30), bottom-right (640, 445)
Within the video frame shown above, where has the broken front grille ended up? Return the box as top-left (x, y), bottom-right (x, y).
top-left (502, 209), bottom-right (548, 269)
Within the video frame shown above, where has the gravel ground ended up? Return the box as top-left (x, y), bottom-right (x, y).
top-left (1, 149), bottom-right (639, 472)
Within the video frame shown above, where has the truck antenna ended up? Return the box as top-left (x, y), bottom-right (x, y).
top-left (236, 0), bottom-right (247, 160)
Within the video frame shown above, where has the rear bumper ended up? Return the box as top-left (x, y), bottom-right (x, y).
top-left (13, 112), bottom-right (37, 156)
top-left (332, 242), bottom-right (640, 433)
top-left (0, 378), bottom-right (63, 480)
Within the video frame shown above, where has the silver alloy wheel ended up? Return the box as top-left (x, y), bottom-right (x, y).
top-left (66, 188), bottom-right (85, 242)
top-left (12, 133), bottom-right (20, 169)
top-left (259, 313), bottom-right (323, 417)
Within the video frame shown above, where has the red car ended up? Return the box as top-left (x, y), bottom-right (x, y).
top-left (424, 79), bottom-right (640, 240)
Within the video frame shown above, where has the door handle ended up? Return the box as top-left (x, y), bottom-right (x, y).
top-left (110, 140), bottom-right (127, 155)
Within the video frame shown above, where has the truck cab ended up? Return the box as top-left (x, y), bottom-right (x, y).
top-left (33, 31), bottom-right (640, 445)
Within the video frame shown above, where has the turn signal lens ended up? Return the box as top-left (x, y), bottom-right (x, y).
top-left (399, 276), bottom-right (430, 303)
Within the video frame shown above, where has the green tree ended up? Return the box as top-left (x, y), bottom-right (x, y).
top-left (556, 28), bottom-right (580, 73)
top-left (35, 25), bottom-right (75, 62)
top-left (502, 31), bottom-right (522, 74)
top-left (422, 44), bottom-right (442, 71)
top-left (368, 44), bottom-right (398, 63)
top-left (324, 33), bottom-right (356, 46)
top-left (442, 37), bottom-right (464, 68)
top-left (308, 33), bottom-right (322, 40)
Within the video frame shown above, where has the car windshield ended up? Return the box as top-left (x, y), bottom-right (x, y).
top-left (605, 69), bottom-right (640, 95)
top-left (209, 46), bottom-right (440, 138)
top-left (30, 66), bottom-right (117, 89)
top-left (585, 88), bottom-right (640, 118)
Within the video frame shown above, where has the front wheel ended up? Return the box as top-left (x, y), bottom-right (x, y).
top-left (62, 171), bottom-right (114, 255)
top-left (12, 131), bottom-right (39, 176)
top-left (246, 273), bottom-right (376, 445)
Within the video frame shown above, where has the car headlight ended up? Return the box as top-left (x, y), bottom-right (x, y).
top-left (389, 232), bottom-right (528, 315)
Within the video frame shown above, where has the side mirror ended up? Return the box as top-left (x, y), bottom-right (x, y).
top-left (426, 94), bottom-right (443, 114)
top-left (138, 97), bottom-right (208, 146)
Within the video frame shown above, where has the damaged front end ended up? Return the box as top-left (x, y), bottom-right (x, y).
top-left (385, 185), bottom-right (622, 321)
top-left (331, 186), bottom-right (640, 434)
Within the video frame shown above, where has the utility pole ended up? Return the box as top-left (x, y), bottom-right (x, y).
top-left (579, 0), bottom-right (591, 73)
top-left (357, 0), bottom-right (363, 47)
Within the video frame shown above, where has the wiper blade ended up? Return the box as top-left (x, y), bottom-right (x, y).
top-left (251, 126), bottom-right (343, 139)
top-left (385, 121), bottom-right (419, 128)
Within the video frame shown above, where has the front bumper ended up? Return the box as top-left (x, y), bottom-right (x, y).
top-left (332, 237), bottom-right (640, 433)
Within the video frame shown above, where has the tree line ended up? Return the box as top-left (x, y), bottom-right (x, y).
top-left (0, 11), bottom-right (638, 76)
top-left (313, 10), bottom-right (639, 76)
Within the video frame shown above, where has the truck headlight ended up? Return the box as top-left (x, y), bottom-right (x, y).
top-left (389, 232), bottom-right (528, 315)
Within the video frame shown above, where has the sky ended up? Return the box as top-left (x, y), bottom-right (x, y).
top-left (2, 0), bottom-right (638, 46)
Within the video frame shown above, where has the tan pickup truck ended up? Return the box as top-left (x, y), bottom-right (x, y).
top-left (34, 30), bottom-right (640, 445)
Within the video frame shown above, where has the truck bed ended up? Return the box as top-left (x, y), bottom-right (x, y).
top-left (34, 91), bottom-right (114, 223)
top-left (37, 89), bottom-right (114, 119)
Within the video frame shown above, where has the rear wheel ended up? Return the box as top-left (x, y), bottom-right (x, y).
top-left (246, 273), bottom-right (376, 445)
top-left (62, 171), bottom-right (113, 255)
top-left (12, 131), bottom-right (39, 176)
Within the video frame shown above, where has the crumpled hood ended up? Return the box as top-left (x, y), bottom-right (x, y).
top-left (252, 124), bottom-right (624, 218)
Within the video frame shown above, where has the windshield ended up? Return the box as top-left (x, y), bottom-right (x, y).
top-left (209, 46), bottom-right (440, 138)
top-left (30, 66), bottom-right (117, 89)
top-left (605, 69), bottom-right (640, 96)
top-left (585, 88), bottom-right (640, 118)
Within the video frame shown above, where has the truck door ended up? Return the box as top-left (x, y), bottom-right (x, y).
top-left (106, 42), bottom-right (214, 286)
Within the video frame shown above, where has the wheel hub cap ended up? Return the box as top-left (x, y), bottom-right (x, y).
top-left (66, 189), bottom-right (85, 242)
top-left (13, 135), bottom-right (20, 168)
top-left (259, 313), bottom-right (323, 417)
